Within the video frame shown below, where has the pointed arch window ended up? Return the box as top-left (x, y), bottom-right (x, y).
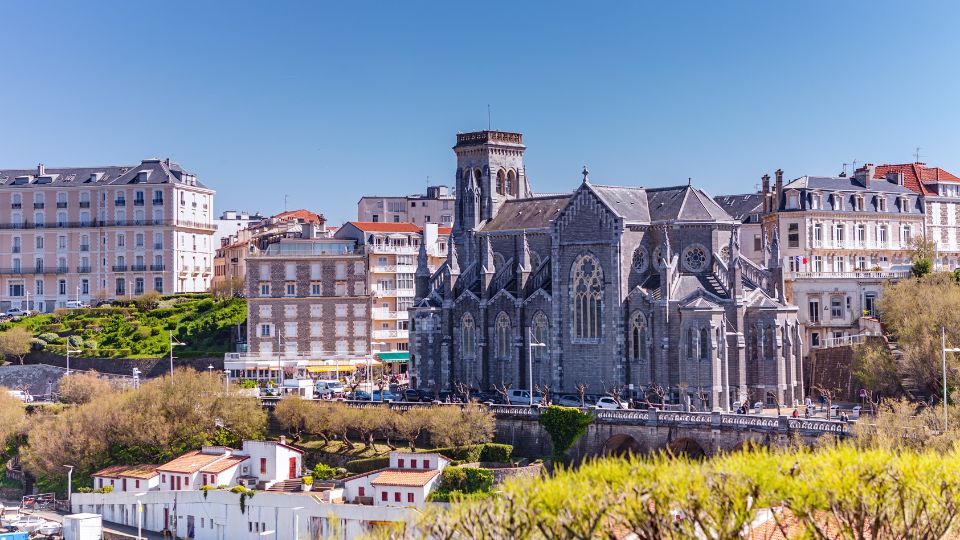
top-left (461, 314), bottom-right (476, 359)
top-left (629, 312), bottom-right (647, 362)
top-left (532, 312), bottom-right (548, 362)
top-left (507, 169), bottom-right (517, 196)
top-left (687, 327), bottom-right (698, 360)
top-left (496, 312), bottom-right (511, 360)
top-left (700, 327), bottom-right (710, 360)
top-left (496, 169), bottom-right (506, 195)
top-left (572, 254), bottom-right (603, 341)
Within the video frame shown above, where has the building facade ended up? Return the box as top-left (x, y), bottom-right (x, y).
top-left (334, 222), bottom-right (449, 365)
top-left (357, 185), bottom-right (456, 226)
top-left (242, 236), bottom-right (372, 370)
top-left (409, 131), bottom-right (804, 410)
top-left (0, 159), bottom-right (215, 311)
top-left (212, 210), bottom-right (265, 249)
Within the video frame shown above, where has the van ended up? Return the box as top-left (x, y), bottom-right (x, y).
top-left (315, 380), bottom-right (344, 397)
top-left (65, 300), bottom-right (89, 309)
top-left (507, 389), bottom-right (542, 405)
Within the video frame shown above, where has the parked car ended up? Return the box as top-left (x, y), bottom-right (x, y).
top-left (402, 388), bottom-right (431, 402)
top-left (346, 390), bottom-right (371, 401)
top-left (595, 396), bottom-right (629, 410)
top-left (0, 307), bottom-right (31, 318)
top-left (506, 389), bottom-right (543, 405)
top-left (315, 380), bottom-right (344, 398)
top-left (6, 390), bottom-right (32, 403)
top-left (471, 391), bottom-right (502, 403)
top-left (372, 390), bottom-right (397, 402)
top-left (555, 394), bottom-right (586, 407)
top-left (65, 300), bottom-right (90, 309)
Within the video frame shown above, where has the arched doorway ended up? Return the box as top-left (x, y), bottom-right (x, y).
top-left (667, 437), bottom-right (706, 459)
top-left (603, 434), bottom-right (641, 457)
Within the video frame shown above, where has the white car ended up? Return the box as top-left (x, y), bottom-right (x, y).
top-left (2, 307), bottom-right (32, 318)
top-left (506, 389), bottom-right (543, 405)
top-left (555, 394), bottom-right (587, 407)
top-left (595, 396), bottom-right (629, 410)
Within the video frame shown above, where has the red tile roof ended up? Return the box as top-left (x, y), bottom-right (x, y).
top-left (93, 464), bottom-right (160, 479)
top-left (157, 450), bottom-right (229, 474)
top-left (274, 209), bottom-right (325, 225)
top-left (200, 455), bottom-right (248, 474)
top-left (437, 227), bottom-right (452, 235)
top-left (369, 468), bottom-right (441, 487)
top-left (863, 163), bottom-right (960, 196)
top-left (348, 222), bottom-right (423, 233)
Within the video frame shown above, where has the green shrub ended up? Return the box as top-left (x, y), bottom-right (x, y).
top-left (41, 324), bottom-right (66, 333)
top-left (428, 445), bottom-right (484, 463)
top-left (539, 405), bottom-right (593, 464)
top-left (67, 335), bottom-right (84, 348)
top-left (302, 475), bottom-right (313, 485)
top-left (344, 456), bottom-right (390, 473)
top-left (428, 467), bottom-right (494, 502)
top-left (238, 379), bottom-right (258, 389)
top-left (479, 443), bottom-right (513, 463)
top-left (83, 339), bottom-right (98, 350)
top-left (29, 337), bottom-right (46, 350)
top-left (37, 332), bottom-right (62, 344)
top-left (313, 463), bottom-right (338, 480)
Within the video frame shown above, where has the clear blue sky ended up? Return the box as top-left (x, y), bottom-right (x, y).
top-left (2, 1), bottom-right (959, 223)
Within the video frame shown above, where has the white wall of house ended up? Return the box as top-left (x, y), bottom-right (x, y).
top-left (72, 489), bottom-right (412, 540)
top-left (241, 440), bottom-right (303, 483)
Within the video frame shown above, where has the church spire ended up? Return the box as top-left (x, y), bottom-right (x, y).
top-left (517, 232), bottom-right (532, 294)
top-left (448, 239), bottom-right (460, 275)
top-left (481, 235), bottom-right (495, 274)
top-left (414, 237), bottom-right (430, 301)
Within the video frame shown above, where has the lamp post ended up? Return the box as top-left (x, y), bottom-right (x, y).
top-left (527, 328), bottom-right (546, 406)
top-left (134, 492), bottom-right (146, 540)
top-left (76, 285), bottom-right (80, 306)
top-left (290, 506), bottom-right (304, 540)
top-left (64, 465), bottom-right (74, 509)
top-left (942, 327), bottom-right (960, 431)
top-left (65, 348), bottom-right (81, 376)
top-left (169, 330), bottom-right (185, 378)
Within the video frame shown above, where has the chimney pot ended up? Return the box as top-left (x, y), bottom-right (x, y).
top-left (37, 163), bottom-right (44, 176)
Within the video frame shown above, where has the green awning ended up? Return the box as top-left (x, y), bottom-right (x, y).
top-left (376, 352), bottom-right (410, 363)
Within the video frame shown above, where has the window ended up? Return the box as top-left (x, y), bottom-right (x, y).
top-left (398, 459), bottom-right (405, 468)
top-left (260, 324), bottom-right (272, 337)
top-left (59, 279), bottom-right (66, 295)
top-left (495, 312), bottom-right (511, 360)
top-left (408, 493), bottom-right (414, 503)
top-left (397, 273), bottom-right (414, 290)
top-left (901, 225), bottom-right (912, 244)
top-left (878, 197), bottom-right (887, 211)
top-left (878, 225), bottom-right (888, 244)
top-left (359, 487), bottom-right (365, 497)
top-left (808, 299), bottom-right (820, 323)
top-left (788, 223), bottom-right (799, 248)
top-left (335, 321), bottom-right (348, 337)
top-left (572, 254), bottom-right (603, 341)
top-left (629, 312), bottom-right (647, 362)
top-left (753, 235), bottom-right (762, 252)
top-left (285, 282), bottom-right (296, 296)
top-left (865, 293), bottom-right (877, 317)
top-left (532, 312), bottom-right (548, 363)
top-left (35, 280), bottom-right (43, 295)
top-left (310, 322), bottom-right (322, 337)
top-left (260, 282), bottom-right (271, 296)
top-left (35, 235), bottom-right (43, 249)
top-left (335, 304), bottom-right (348, 317)
top-left (154, 277), bottom-right (163, 293)
top-left (830, 298), bottom-right (843, 319)
top-left (834, 224), bottom-right (844, 243)
top-left (461, 314), bottom-right (476, 358)
top-left (855, 224), bottom-right (865, 245)
top-left (260, 458), bottom-right (266, 474)
top-left (284, 322), bottom-right (297, 336)
top-left (395, 492), bottom-right (401, 502)
top-left (311, 282), bottom-right (321, 295)
top-left (700, 327), bottom-right (710, 360)
top-left (381, 492), bottom-right (388, 502)
top-left (284, 304), bottom-right (297, 318)
top-left (116, 278), bottom-right (125, 295)
top-left (811, 332), bottom-right (821, 348)
top-left (310, 304), bottom-right (322, 317)
top-left (813, 255), bottom-right (823, 273)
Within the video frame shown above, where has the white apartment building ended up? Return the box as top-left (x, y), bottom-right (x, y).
top-left (0, 159), bottom-right (215, 311)
top-left (756, 167), bottom-right (920, 350)
top-left (357, 185), bottom-right (455, 226)
top-left (212, 210), bottom-right (265, 248)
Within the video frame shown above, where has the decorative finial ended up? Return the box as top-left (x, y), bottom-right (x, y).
top-left (582, 165), bottom-right (590, 183)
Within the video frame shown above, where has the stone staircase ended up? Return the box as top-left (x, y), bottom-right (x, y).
top-left (891, 339), bottom-right (932, 404)
top-left (266, 478), bottom-right (303, 493)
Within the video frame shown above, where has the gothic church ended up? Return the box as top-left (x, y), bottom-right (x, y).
top-left (409, 130), bottom-right (803, 410)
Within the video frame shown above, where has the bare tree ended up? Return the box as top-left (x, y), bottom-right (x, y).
top-left (765, 391), bottom-right (782, 417)
top-left (534, 384), bottom-right (552, 405)
top-left (452, 380), bottom-right (471, 403)
top-left (812, 383), bottom-right (838, 418)
top-left (575, 382), bottom-right (589, 408)
top-left (602, 382), bottom-right (625, 404)
top-left (648, 382), bottom-right (666, 408)
top-left (695, 387), bottom-right (709, 412)
top-left (492, 381), bottom-right (512, 404)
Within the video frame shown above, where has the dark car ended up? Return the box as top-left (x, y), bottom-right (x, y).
top-left (403, 388), bottom-right (430, 402)
top-left (347, 390), bottom-right (371, 401)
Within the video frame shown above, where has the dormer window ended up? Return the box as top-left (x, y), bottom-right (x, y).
top-left (832, 194), bottom-right (844, 211)
top-left (877, 196), bottom-right (887, 212)
top-left (809, 192), bottom-right (821, 210)
top-left (899, 196), bottom-right (910, 213)
top-left (786, 192), bottom-right (799, 210)
top-left (853, 195), bottom-right (864, 212)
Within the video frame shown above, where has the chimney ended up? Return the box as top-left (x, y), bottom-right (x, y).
top-left (280, 436), bottom-right (286, 445)
top-left (37, 163), bottom-right (44, 176)
top-left (761, 174), bottom-right (771, 212)
top-left (774, 169), bottom-right (784, 210)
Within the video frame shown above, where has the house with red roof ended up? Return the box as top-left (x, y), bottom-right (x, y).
top-left (342, 451), bottom-right (449, 508)
top-left (92, 464), bottom-right (161, 492)
top-left (153, 439), bottom-right (304, 491)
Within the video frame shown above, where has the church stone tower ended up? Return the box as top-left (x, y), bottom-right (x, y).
top-left (452, 131), bottom-right (529, 244)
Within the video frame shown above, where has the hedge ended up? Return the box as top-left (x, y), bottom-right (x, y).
top-left (479, 443), bottom-right (513, 463)
top-left (344, 456), bottom-right (390, 474)
top-left (428, 467), bottom-right (494, 502)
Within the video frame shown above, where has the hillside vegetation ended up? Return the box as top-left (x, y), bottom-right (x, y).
top-left (0, 293), bottom-right (245, 358)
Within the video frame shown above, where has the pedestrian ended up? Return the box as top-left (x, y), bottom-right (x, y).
top-left (804, 407), bottom-right (810, 418)
top-left (791, 409), bottom-right (799, 418)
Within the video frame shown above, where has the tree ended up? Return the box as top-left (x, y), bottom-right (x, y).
top-left (910, 236), bottom-right (936, 278)
top-left (274, 395), bottom-right (312, 439)
top-left (575, 382), bottom-right (589, 408)
top-left (538, 405), bottom-right (593, 464)
top-left (852, 341), bottom-right (901, 397)
top-left (132, 290), bottom-right (161, 311)
top-left (58, 370), bottom-right (116, 405)
top-left (0, 388), bottom-right (26, 448)
top-left (393, 407), bottom-right (432, 451)
top-left (0, 327), bottom-right (32, 365)
top-left (209, 276), bottom-right (245, 300)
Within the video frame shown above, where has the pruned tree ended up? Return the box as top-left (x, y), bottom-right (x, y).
top-left (492, 380), bottom-right (512, 404)
top-left (452, 380), bottom-right (471, 403)
top-left (0, 327), bottom-right (32, 365)
top-left (695, 387), bottom-right (709, 412)
top-left (765, 391), bottom-right (782, 417)
top-left (534, 383), bottom-right (552, 405)
top-left (649, 382), bottom-right (666, 408)
top-left (811, 383), bottom-right (838, 418)
top-left (575, 382), bottom-right (589, 408)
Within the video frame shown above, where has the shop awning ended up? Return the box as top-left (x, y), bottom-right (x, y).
top-left (376, 352), bottom-right (410, 363)
top-left (306, 366), bottom-right (353, 373)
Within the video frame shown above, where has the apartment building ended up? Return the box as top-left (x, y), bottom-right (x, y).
top-left (753, 167), bottom-right (920, 350)
top-left (213, 209), bottom-right (328, 287)
top-left (212, 210), bottom-right (265, 248)
top-left (334, 222), bottom-right (448, 369)
top-left (240, 235), bottom-right (371, 376)
top-left (357, 185), bottom-right (455, 226)
top-left (0, 159), bottom-right (215, 311)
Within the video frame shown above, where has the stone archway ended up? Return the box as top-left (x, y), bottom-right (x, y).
top-left (667, 437), bottom-right (706, 459)
top-left (603, 433), bottom-right (642, 457)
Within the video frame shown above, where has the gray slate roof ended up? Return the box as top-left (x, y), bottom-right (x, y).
top-left (0, 159), bottom-right (208, 189)
top-left (713, 193), bottom-right (763, 222)
top-left (784, 175), bottom-right (915, 194)
top-left (646, 185), bottom-right (734, 223)
top-left (482, 194), bottom-right (571, 231)
top-left (589, 184), bottom-right (651, 222)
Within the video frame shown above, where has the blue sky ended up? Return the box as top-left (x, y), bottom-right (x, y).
top-left (2, 1), bottom-right (959, 223)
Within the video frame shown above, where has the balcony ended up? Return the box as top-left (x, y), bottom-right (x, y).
top-left (56, 266), bottom-right (68, 273)
top-left (11, 246), bottom-right (19, 254)
top-left (368, 244), bottom-right (418, 254)
top-left (193, 266), bottom-right (201, 274)
top-left (789, 270), bottom-right (912, 280)
top-left (130, 264), bottom-right (147, 272)
top-left (150, 264), bottom-right (165, 271)
top-left (79, 201), bottom-right (91, 208)
top-left (372, 329), bottom-right (409, 340)
top-left (152, 198), bottom-right (164, 205)
top-left (176, 219), bottom-right (216, 231)
top-left (10, 203), bottom-right (21, 209)
top-left (112, 265), bottom-right (128, 272)
top-left (371, 287), bottom-right (415, 297)
top-left (33, 203), bottom-right (44, 209)
top-left (115, 200), bottom-right (126, 207)
top-left (134, 199), bottom-right (145, 206)
top-left (77, 266), bottom-right (91, 273)
top-left (372, 309), bottom-right (409, 320)
top-left (56, 202), bottom-right (67, 209)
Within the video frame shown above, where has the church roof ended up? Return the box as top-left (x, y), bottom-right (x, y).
top-left (588, 184), bottom-right (651, 222)
top-left (646, 185), bottom-right (735, 223)
top-left (482, 194), bottom-right (570, 232)
top-left (713, 193), bottom-right (763, 222)
top-left (680, 295), bottom-right (723, 310)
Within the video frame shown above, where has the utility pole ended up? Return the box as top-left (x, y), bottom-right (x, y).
top-left (942, 327), bottom-right (960, 431)
top-left (528, 328), bottom-right (546, 406)
top-left (169, 330), bottom-right (184, 378)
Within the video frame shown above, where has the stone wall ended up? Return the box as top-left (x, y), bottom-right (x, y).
top-left (24, 351), bottom-right (223, 378)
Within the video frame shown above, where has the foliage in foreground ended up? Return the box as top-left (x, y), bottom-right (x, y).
top-left (21, 368), bottom-right (266, 495)
top-left (372, 444), bottom-right (960, 540)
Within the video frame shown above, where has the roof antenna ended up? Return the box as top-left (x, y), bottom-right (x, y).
top-left (487, 104), bottom-right (492, 131)
top-left (915, 147), bottom-right (922, 163)
top-left (841, 163), bottom-right (848, 177)
top-left (688, 177), bottom-right (692, 186)
top-left (284, 194), bottom-right (288, 213)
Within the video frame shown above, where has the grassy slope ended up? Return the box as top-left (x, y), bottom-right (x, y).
top-left (0, 295), bottom-right (246, 358)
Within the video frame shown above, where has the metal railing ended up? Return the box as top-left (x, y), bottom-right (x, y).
top-left (817, 333), bottom-right (871, 349)
top-left (790, 270), bottom-right (911, 280)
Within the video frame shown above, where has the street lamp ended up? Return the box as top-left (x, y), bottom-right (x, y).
top-left (207, 364), bottom-right (214, 374)
top-left (169, 330), bottom-right (185, 378)
top-left (65, 348), bottom-right (81, 376)
top-left (527, 328), bottom-right (546, 406)
top-left (290, 506), bottom-right (304, 540)
top-left (133, 492), bottom-right (147, 540)
top-left (64, 465), bottom-right (74, 509)
top-left (942, 326), bottom-right (960, 430)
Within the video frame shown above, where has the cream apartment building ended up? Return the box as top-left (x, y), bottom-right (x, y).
top-left (0, 160), bottom-right (215, 311)
top-left (357, 185), bottom-right (455, 226)
top-left (754, 167), bottom-right (921, 350)
top-left (334, 222), bottom-right (448, 369)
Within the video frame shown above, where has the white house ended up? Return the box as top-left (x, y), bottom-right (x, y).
top-left (342, 451), bottom-right (449, 508)
top-left (156, 447), bottom-right (236, 491)
top-left (91, 464), bottom-right (160, 492)
top-left (237, 439), bottom-right (305, 488)
top-left (154, 439), bottom-right (305, 491)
